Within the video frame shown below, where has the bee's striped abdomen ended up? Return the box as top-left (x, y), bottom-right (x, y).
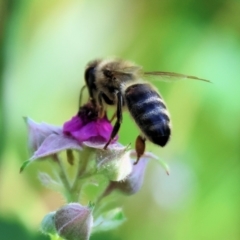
top-left (125, 83), bottom-right (171, 147)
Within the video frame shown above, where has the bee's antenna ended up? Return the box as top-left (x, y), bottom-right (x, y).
top-left (79, 85), bottom-right (86, 108)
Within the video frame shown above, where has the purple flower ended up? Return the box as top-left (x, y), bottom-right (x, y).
top-left (24, 117), bottom-right (82, 162)
top-left (21, 102), bottom-right (130, 180)
top-left (63, 102), bottom-right (117, 144)
top-left (23, 102), bottom-right (118, 162)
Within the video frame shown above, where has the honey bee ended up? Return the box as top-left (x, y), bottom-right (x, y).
top-left (81, 58), bottom-right (209, 164)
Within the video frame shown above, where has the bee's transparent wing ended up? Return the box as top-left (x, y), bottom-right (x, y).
top-left (112, 66), bottom-right (142, 75)
top-left (144, 71), bottom-right (210, 83)
top-left (122, 66), bottom-right (142, 73)
top-left (111, 66), bottom-right (142, 79)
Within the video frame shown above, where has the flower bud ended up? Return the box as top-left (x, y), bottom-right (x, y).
top-left (96, 145), bottom-right (132, 181)
top-left (109, 158), bottom-right (149, 195)
top-left (55, 203), bottom-right (93, 240)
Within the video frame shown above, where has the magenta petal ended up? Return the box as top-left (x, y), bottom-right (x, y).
top-left (71, 122), bottom-right (100, 142)
top-left (96, 118), bottom-right (116, 141)
top-left (63, 108), bottom-right (117, 144)
top-left (63, 116), bottom-right (83, 133)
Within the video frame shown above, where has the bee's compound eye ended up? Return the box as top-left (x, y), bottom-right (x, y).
top-left (103, 69), bottom-right (112, 78)
top-left (85, 66), bottom-right (96, 89)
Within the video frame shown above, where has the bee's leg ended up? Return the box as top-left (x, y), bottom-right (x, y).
top-left (98, 92), bottom-right (105, 118)
top-left (79, 85), bottom-right (86, 107)
top-left (86, 85), bottom-right (97, 107)
top-left (110, 112), bottom-right (116, 122)
top-left (104, 92), bottom-right (123, 149)
top-left (134, 135), bottom-right (146, 165)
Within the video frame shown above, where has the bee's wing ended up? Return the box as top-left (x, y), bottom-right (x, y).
top-left (144, 71), bottom-right (210, 83)
top-left (111, 66), bottom-right (142, 78)
top-left (122, 66), bottom-right (142, 73)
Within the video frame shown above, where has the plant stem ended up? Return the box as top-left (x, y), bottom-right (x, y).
top-left (53, 148), bottom-right (96, 202)
top-left (70, 147), bottom-right (94, 202)
top-left (53, 155), bottom-right (72, 202)
top-left (50, 234), bottom-right (64, 240)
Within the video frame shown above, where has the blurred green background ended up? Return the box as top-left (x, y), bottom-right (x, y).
top-left (0, 0), bottom-right (240, 239)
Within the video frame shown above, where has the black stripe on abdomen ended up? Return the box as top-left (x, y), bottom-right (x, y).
top-left (125, 83), bottom-right (171, 147)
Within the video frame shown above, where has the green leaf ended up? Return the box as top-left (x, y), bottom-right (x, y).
top-left (19, 160), bottom-right (31, 173)
top-left (38, 172), bottom-right (63, 192)
top-left (92, 208), bottom-right (126, 233)
top-left (88, 201), bottom-right (95, 211)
